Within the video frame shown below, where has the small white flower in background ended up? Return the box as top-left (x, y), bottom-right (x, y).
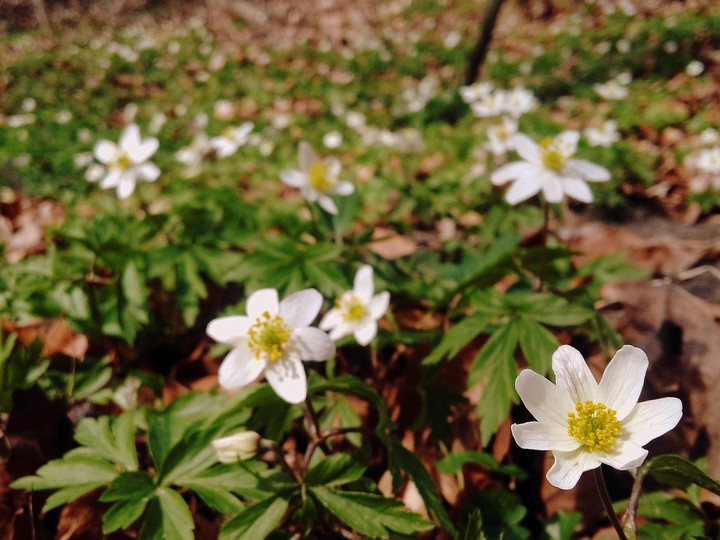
top-left (176, 133), bottom-right (212, 177)
top-left (460, 81), bottom-right (494, 105)
top-left (77, 127), bottom-right (93, 143)
top-left (593, 79), bottom-right (629, 100)
top-left (485, 116), bottom-right (518, 156)
top-left (470, 91), bottom-right (507, 118)
top-left (212, 431), bottom-right (261, 463)
top-left (209, 122), bottom-right (254, 158)
top-left (583, 120), bottom-right (620, 148)
top-left (91, 124), bottom-right (160, 199)
top-left (345, 112), bottom-right (366, 130)
top-left (55, 110), bottom-right (73, 124)
top-left (663, 40), bottom-right (678, 54)
top-left (22, 98), bottom-right (36, 112)
top-left (443, 30), bottom-right (461, 49)
top-left (149, 112), bottom-right (166, 134)
top-left (213, 99), bottom-right (235, 121)
top-left (615, 38), bottom-right (631, 54)
top-left (122, 102), bottom-right (138, 124)
top-left (12, 153), bottom-right (31, 167)
top-left (207, 288), bottom-right (335, 404)
top-left (320, 265), bottom-right (390, 346)
top-left (491, 130), bottom-right (611, 204)
top-left (699, 128), bottom-right (719, 146)
top-left (503, 87), bottom-right (537, 118)
top-left (7, 114), bottom-right (35, 127)
top-left (73, 152), bottom-right (94, 169)
top-left (323, 131), bottom-right (343, 149)
top-left (113, 376), bottom-right (142, 411)
top-left (511, 345), bottom-right (682, 490)
top-left (694, 147), bottom-right (720, 173)
top-left (686, 60), bottom-right (704, 77)
top-left (280, 141), bottom-right (355, 215)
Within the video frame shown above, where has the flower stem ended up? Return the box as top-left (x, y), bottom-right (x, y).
top-left (538, 200), bottom-right (550, 291)
top-left (621, 468), bottom-right (645, 539)
top-left (593, 466), bottom-right (628, 540)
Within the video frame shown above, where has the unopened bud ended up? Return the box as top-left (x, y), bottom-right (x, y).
top-left (212, 431), bottom-right (261, 463)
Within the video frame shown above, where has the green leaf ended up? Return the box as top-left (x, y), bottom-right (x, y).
top-left (187, 484), bottom-right (244, 515)
top-left (100, 471), bottom-right (155, 502)
top-left (304, 448), bottom-right (370, 487)
top-left (423, 314), bottom-right (489, 365)
top-left (516, 317), bottom-right (558, 376)
top-left (435, 450), bottom-right (526, 479)
top-left (219, 496), bottom-right (289, 540)
top-left (175, 462), bottom-right (285, 500)
top-left (386, 438), bottom-right (456, 536)
top-left (512, 293), bottom-right (593, 327)
top-left (103, 497), bottom-right (150, 534)
top-left (138, 488), bottom-right (195, 540)
top-left (74, 413), bottom-right (138, 471)
top-left (310, 486), bottom-right (433, 538)
top-left (644, 455), bottom-right (720, 496)
top-left (459, 509), bottom-right (487, 540)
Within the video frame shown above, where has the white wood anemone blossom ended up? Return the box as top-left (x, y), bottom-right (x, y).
top-left (207, 288), bottom-right (336, 404)
top-left (490, 130), bottom-right (610, 205)
top-left (511, 345), bottom-right (682, 490)
top-left (320, 265), bottom-right (390, 346)
top-left (279, 141), bottom-right (355, 215)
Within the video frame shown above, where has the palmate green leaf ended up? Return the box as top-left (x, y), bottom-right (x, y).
top-left (100, 471), bottom-right (155, 502)
top-left (511, 293), bottom-right (593, 327)
top-left (102, 497), bottom-right (150, 534)
top-left (138, 488), bottom-right (194, 540)
top-left (304, 448), bottom-right (370, 487)
top-left (74, 412), bottom-right (138, 471)
top-left (187, 484), bottom-right (244, 515)
top-left (468, 323), bottom-right (518, 447)
top-left (435, 450), bottom-right (526, 479)
top-left (310, 486), bottom-right (433, 538)
top-left (423, 314), bottom-right (490, 365)
top-left (644, 455), bottom-right (720, 496)
top-left (516, 317), bottom-right (558, 376)
top-left (11, 453), bottom-right (119, 511)
top-left (386, 438), bottom-right (456, 536)
top-left (219, 496), bottom-right (289, 540)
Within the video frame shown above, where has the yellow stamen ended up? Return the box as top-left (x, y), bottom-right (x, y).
top-left (308, 161), bottom-right (335, 192)
top-left (114, 151), bottom-right (132, 170)
top-left (567, 400), bottom-right (621, 452)
top-left (337, 294), bottom-right (366, 322)
top-left (247, 311), bottom-right (290, 362)
top-left (539, 136), bottom-right (573, 171)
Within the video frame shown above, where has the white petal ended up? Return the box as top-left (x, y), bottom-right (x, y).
top-left (292, 327), bottom-right (336, 361)
top-left (207, 315), bottom-right (252, 343)
top-left (329, 322), bottom-right (353, 341)
top-left (505, 176), bottom-right (543, 205)
top-left (218, 346), bottom-right (265, 389)
top-left (353, 265), bottom-right (374, 302)
top-left (326, 157), bottom-right (341, 178)
top-left (280, 169), bottom-right (307, 188)
top-left (598, 345), bottom-right (648, 420)
top-left (264, 356), bottom-right (307, 403)
top-left (280, 288), bottom-right (322, 328)
top-left (560, 178), bottom-right (593, 203)
top-left (511, 421), bottom-right (581, 452)
top-left (119, 124), bottom-right (142, 153)
top-left (565, 159), bottom-right (610, 181)
top-left (136, 162), bottom-right (160, 182)
top-left (547, 448), bottom-right (601, 490)
top-left (99, 168), bottom-right (122, 188)
top-left (116, 176), bottom-right (137, 199)
top-left (247, 289), bottom-right (280, 319)
top-left (94, 140), bottom-right (117, 163)
top-left (541, 174), bottom-right (564, 203)
top-left (318, 195), bottom-right (338, 214)
top-left (600, 439), bottom-right (648, 470)
top-left (85, 164), bottom-right (105, 182)
top-left (130, 137), bottom-right (159, 163)
top-left (300, 186), bottom-right (319, 202)
top-left (319, 308), bottom-right (343, 331)
top-left (331, 181), bottom-right (355, 195)
top-left (621, 397), bottom-right (682, 446)
top-left (368, 291), bottom-right (390, 319)
top-left (515, 369), bottom-right (575, 427)
top-left (512, 134), bottom-right (541, 164)
top-left (552, 345), bottom-right (598, 403)
top-left (354, 320), bottom-right (377, 346)
top-left (555, 130), bottom-right (580, 153)
top-left (490, 161), bottom-right (537, 186)
top-left (298, 141), bottom-right (317, 171)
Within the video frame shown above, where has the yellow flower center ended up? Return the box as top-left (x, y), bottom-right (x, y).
top-left (308, 161), bottom-right (335, 192)
top-left (114, 151), bottom-right (132, 170)
top-left (567, 400), bottom-right (621, 452)
top-left (247, 311), bottom-right (290, 362)
top-left (337, 294), bottom-right (366, 322)
top-left (539, 137), bottom-right (573, 171)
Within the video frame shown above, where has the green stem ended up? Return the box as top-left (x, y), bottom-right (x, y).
top-left (593, 466), bottom-right (628, 540)
top-left (537, 200), bottom-right (550, 291)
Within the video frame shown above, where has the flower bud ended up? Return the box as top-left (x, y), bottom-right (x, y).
top-left (211, 431), bottom-right (261, 463)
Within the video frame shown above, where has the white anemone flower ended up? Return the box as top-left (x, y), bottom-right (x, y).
top-left (91, 124), bottom-right (160, 199)
top-left (459, 81), bottom-right (494, 104)
top-left (280, 141), bottom-right (355, 215)
top-left (320, 265), bottom-right (390, 346)
top-left (593, 79), bottom-right (628, 100)
top-left (695, 147), bottom-right (720, 173)
top-left (485, 116), bottom-right (518, 156)
top-left (583, 120), bottom-right (620, 148)
top-left (209, 122), bottom-right (254, 158)
top-left (207, 288), bottom-right (335, 404)
top-left (491, 130), bottom-right (611, 204)
top-left (176, 133), bottom-right (212, 177)
top-left (503, 86), bottom-right (537, 118)
top-left (512, 345), bottom-right (682, 490)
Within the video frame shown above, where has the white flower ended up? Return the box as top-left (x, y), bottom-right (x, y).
top-left (470, 91), bottom-right (507, 118)
top-left (320, 265), bottom-right (390, 346)
top-left (491, 130), bottom-right (611, 204)
top-left (486, 116), bottom-right (518, 156)
top-left (323, 131), bottom-right (343, 149)
top-left (503, 86), bottom-right (537, 118)
top-left (593, 79), bottom-right (628, 100)
top-left (7, 114), bottom-right (35, 127)
top-left (686, 60), bottom-right (704, 77)
top-left (699, 128), bottom-right (719, 146)
top-left (695, 147), bottom-right (720, 173)
top-left (460, 81), bottom-right (494, 105)
top-left (212, 431), bottom-right (261, 463)
top-left (209, 122), bottom-right (253, 158)
top-left (207, 288), bottom-right (335, 404)
top-left (512, 345), bottom-right (682, 490)
top-left (91, 124), bottom-right (160, 199)
top-left (280, 142), bottom-right (355, 215)
top-left (176, 133), bottom-right (212, 177)
top-left (583, 120), bottom-right (620, 148)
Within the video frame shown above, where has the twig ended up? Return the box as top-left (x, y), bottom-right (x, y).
top-left (465, 0), bottom-right (506, 85)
